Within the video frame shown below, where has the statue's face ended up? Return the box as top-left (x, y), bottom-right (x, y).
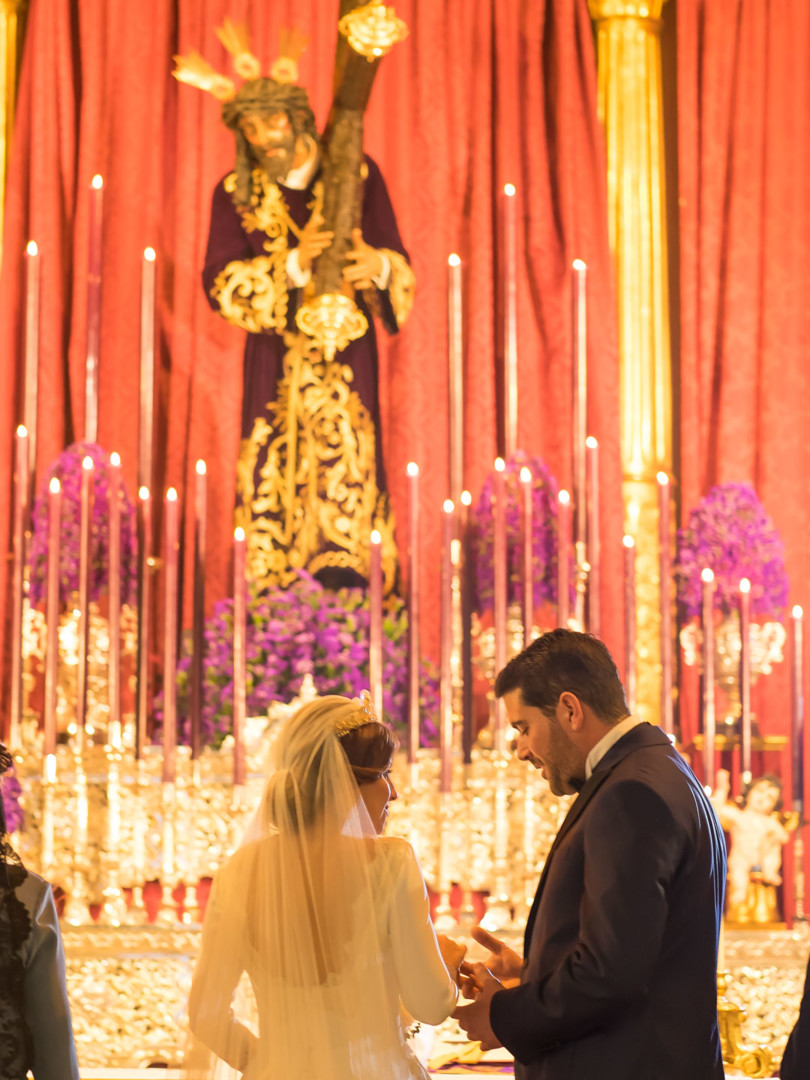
top-left (239, 111), bottom-right (298, 181)
top-left (748, 782), bottom-right (780, 814)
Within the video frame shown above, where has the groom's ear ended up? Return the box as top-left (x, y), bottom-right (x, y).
top-left (557, 691), bottom-right (585, 734)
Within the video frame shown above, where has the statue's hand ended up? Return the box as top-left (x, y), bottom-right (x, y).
top-left (343, 228), bottom-right (384, 290)
top-left (297, 211), bottom-right (334, 273)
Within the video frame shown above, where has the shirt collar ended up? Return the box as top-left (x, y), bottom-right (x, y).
top-left (585, 715), bottom-right (645, 780)
top-left (281, 141), bottom-right (319, 190)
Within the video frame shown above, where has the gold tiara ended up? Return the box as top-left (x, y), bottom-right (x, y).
top-left (333, 691), bottom-right (378, 736)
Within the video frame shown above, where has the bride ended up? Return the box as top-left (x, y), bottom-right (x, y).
top-left (185, 693), bottom-right (464, 1078)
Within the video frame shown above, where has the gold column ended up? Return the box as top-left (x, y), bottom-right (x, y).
top-left (0, 0), bottom-right (28, 259)
top-left (588, 0), bottom-right (673, 726)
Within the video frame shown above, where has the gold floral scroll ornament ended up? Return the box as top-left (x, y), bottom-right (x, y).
top-left (295, 294), bottom-right (369, 363)
top-left (338, 3), bottom-right (409, 60)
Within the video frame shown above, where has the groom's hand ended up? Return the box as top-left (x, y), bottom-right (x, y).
top-left (452, 964), bottom-right (503, 1051)
top-left (469, 925), bottom-right (523, 982)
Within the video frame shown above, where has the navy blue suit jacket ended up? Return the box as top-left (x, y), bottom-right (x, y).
top-left (490, 723), bottom-right (727, 1080)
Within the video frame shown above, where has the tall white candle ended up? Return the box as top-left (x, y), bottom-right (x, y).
top-left (233, 526), bottom-right (246, 787)
top-left (739, 578), bottom-right (752, 783)
top-left (623, 536), bottom-right (636, 712)
top-left (586, 436), bottom-right (600, 636)
top-left (24, 241), bottom-right (40, 483)
top-left (85, 175), bottom-right (103, 443)
top-left (520, 466), bottom-right (533, 647)
top-left (406, 462), bottom-right (420, 763)
top-left (440, 500), bottom-right (454, 793)
top-left (701, 568), bottom-right (716, 788)
top-left (9, 426), bottom-right (29, 749)
top-left (503, 186), bottom-right (518, 458)
top-left (557, 490), bottom-right (571, 628)
top-left (460, 488), bottom-right (474, 763)
top-left (792, 605), bottom-right (804, 813)
top-left (162, 487), bottom-right (179, 783)
top-left (369, 530), bottom-right (383, 721)
top-left (572, 259), bottom-right (588, 571)
top-left (493, 458), bottom-right (507, 754)
top-left (76, 455), bottom-right (94, 746)
top-left (657, 472), bottom-right (673, 735)
top-left (447, 254), bottom-right (464, 501)
top-left (107, 452), bottom-right (122, 748)
top-left (139, 247), bottom-right (156, 493)
top-left (43, 478), bottom-right (61, 758)
top-left (135, 485), bottom-right (151, 759)
top-left (191, 459), bottom-right (207, 761)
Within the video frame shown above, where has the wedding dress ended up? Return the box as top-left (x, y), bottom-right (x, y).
top-left (184, 696), bottom-right (457, 1080)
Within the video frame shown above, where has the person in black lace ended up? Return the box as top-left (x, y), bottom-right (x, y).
top-left (0, 743), bottom-right (79, 1079)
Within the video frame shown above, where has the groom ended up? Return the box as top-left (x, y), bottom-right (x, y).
top-left (455, 629), bottom-right (727, 1080)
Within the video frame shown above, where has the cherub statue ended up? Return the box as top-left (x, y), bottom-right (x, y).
top-left (711, 769), bottom-right (799, 924)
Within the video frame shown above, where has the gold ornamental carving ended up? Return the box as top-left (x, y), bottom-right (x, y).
top-left (338, 3), bottom-right (409, 60)
top-left (295, 291), bottom-right (369, 362)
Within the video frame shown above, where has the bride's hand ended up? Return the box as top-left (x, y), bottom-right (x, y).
top-left (437, 933), bottom-right (467, 983)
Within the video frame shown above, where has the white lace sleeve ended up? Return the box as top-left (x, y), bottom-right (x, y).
top-left (387, 840), bottom-right (458, 1025)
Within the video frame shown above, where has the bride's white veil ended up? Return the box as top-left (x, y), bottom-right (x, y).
top-left (183, 695), bottom-right (400, 1080)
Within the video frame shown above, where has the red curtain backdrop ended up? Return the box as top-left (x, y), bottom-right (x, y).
top-left (0, 0), bottom-right (622, 726)
top-left (677, 0), bottom-right (810, 780)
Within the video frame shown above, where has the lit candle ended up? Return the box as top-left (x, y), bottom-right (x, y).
top-left (107, 452), bottom-right (122, 749)
top-left (43, 477), bottom-right (61, 758)
top-left (24, 241), bottom-right (40, 483)
top-left (369, 530), bottom-right (383, 721)
top-left (520, 466), bottom-right (533, 647)
top-left (139, 247), bottom-right (156, 492)
top-left (792, 605), bottom-right (804, 814)
top-left (190, 460), bottom-right (207, 761)
top-left (9, 426), bottom-right (29, 750)
top-left (447, 254), bottom-right (464, 500)
top-left (503, 185), bottom-right (518, 458)
top-left (701, 568), bottom-right (716, 788)
top-left (657, 472), bottom-right (673, 735)
top-left (493, 458), bottom-right (507, 753)
top-left (557, 490), bottom-right (571, 627)
top-left (233, 525), bottom-right (246, 787)
top-left (440, 499), bottom-right (454, 793)
top-left (460, 489), bottom-right (474, 763)
top-left (135, 485), bottom-right (151, 759)
top-left (739, 578), bottom-right (752, 783)
top-left (623, 536), bottom-right (637, 712)
top-left (572, 259), bottom-right (588, 591)
top-left (406, 462), bottom-right (420, 763)
top-left (586, 436), bottom-right (600, 636)
top-left (85, 174), bottom-right (104, 443)
top-left (76, 455), bottom-right (94, 745)
top-left (162, 487), bottom-right (179, 783)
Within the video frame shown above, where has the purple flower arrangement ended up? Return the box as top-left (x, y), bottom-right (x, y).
top-left (157, 573), bottom-right (440, 749)
top-left (28, 442), bottom-right (138, 608)
top-left (469, 450), bottom-right (573, 613)
top-left (675, 483), bottom-right (789, 618)
top-left (1, 765), bottom-right (24, 835)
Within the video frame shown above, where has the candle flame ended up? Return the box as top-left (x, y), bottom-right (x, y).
top-left (196, 459), bottom-right (207, 476)
top-left (585, 436), bottom-right (598, 449)
top-left (139, 485), bottom-right (150, 500)
top-left (144, 247), bottom-right (156, 262)
top-left (406, 461), bottom-right (419, 477)
top-left (622, 535), bottom-right (635, 549)
top-left (26, 240), bottom-right (38, 256)
top-left (82, 455), bottom-right (94, 470)
top-left (572, 258), bottom-right (587, 271)
top-left (234, 526), bottom-right (245, 542)
top-left (494, 457), bottom-right (505, 472)
top-left (110, 451), bottom-right (121, 467)
top-left (558, 489), bottom-right (570, 505)
top-left (44, 754), bottom-right (56, 784)
top-left (656, 471), bottom-right (669, 486)
top-left (91, 174), bottom-right (103, 189)
top-left (16, 424), bottom-right (27, 438)
top-left (460, 490), bottom-right (472, 505)
top-left (370, 529), bottom-right (382, 545)
top-left (448, 253), bottom-right (461, 267)
top-left (793, 605), bottom-right (804, 619)
top-left (443, 499), bottom-right (454, 514)
top-left (701, 568), bottom-right (715, 583)
top-left (504, 183), bottom-right (516, 197)
top-left (49, 477), bottom-right (61, 495)
top-left (739, 578), bottom-right (751, 593)
top-left (520, 466), bottom-right (532, 483)
top-left (166, 487), bottom-right (178, 502)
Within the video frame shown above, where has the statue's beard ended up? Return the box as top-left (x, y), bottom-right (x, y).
top-left (257, 134), bottom-right (297, 183)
